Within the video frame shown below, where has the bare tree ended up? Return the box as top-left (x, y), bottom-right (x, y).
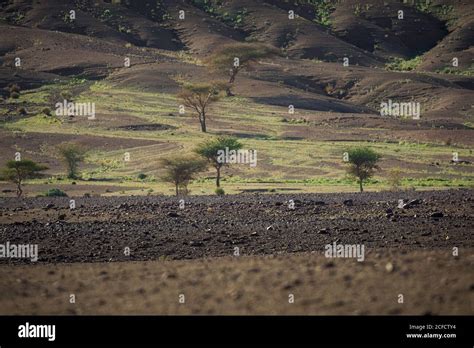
top-left (206, 43), bottom-right (280, 96)
top-left (177, 81), bottom-right (227, 132)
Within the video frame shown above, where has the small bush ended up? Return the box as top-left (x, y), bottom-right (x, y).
top-left (387, 167), bottom-right (403, 191)
top-left (18, 107), bottom-right (27, 115)
top-left (57, 143), bottom-right (86, 179)
top-left (215, 187), bottom-right (225, 195)
top-left (60, 91), bottom-right (73, 100)
top-left (9, 84), bottom-right (21, 93)
top-left (385, 56), bottom-right (422, 71)
top-left (138, 173), bottom-right (147, 180)
top-left (42, 107), bottom-right (52, 116)
top-left (44, 188), bottom-right (68, 197)
top-left (10, 91), bottom-right (20, 99)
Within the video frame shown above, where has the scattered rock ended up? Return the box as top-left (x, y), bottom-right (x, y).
top-left (323, 261), bottom-right (335, 268)
top-left (430, 212), bottom-right (444, 218)
top-left (343, 199), bottom-right (353, 206)
top-left (402, 199), bottom-right (422, 209)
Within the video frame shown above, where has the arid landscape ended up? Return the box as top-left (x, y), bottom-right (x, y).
top-left (0, 0), bottom-right (473, 316)
top-left (1, 190), bottom-right (472, 314)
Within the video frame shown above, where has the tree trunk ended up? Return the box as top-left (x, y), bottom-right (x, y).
top-left (175, 183), bottom-right (179, 196)
top-left (200, 112), bottom-right (207, 132)
top-left (229, 68), bottom-right (237, 84)
top-left (16, 181), bottom-right (22, 197)
top-left (227, 68), bottom-right (238, 96)
top-left (359, 179), bottom-right (363, 192)
top-left (216, 166), bottom-right (221, 187)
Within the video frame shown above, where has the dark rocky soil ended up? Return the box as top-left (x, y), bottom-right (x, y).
top-left (1, 189), bottom-right (472, 264)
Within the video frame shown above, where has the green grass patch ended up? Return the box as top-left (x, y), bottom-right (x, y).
top-left (436, 64), bottom-right (474, 77)
top-left (385, 56), bottom-right (423, 71)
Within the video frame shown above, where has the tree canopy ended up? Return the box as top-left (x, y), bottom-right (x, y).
top-left (57, 143), bottom-right (87, 179)
top-left (195, 136), bottom-right (243, 187)
top-left (160, 156), bottom-right (207, 196)
top-left (1, 159), bottom-right (48, 197)
top-left (345, 147), bottom-right (380, 192)
top-left (206, 43), bottom-right (280, 94)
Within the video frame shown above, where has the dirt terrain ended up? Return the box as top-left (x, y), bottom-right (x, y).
top-left (0, 190), bottom-right (472, 263)
top-left (1, 190), bottom-right (473, 315)
top-left (0, 249), bottom-right (472, 315)
top-left (0, 190), bottom-right (472, 314)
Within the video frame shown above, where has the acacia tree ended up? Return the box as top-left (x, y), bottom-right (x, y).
top-left (1, 160), bottom-right (48, 197)
top-left (57, 143), bottom-right (87, 179)
top-left (177, 81), bottom-right (227, 132)
top-left (345, 147), bottom-right (380, 192)
top-left (206, 43), bottom-right (280, 96)
top-left (160, 156), bottom-right (207, 196)
top-left (195, 136), bottom-right (242, 188)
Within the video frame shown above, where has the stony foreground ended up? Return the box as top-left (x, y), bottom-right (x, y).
top-left (0, 190), bottom-right (472, 314)
top-left (0, 190), bottom-right (472, 263)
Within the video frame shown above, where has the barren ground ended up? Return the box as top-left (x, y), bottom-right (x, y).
top-left (0, 190), bottom-right (472, 314)
top-left (0, 249), bottom-right (472, 315)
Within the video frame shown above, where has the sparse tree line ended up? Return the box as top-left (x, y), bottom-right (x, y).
top-left (0, 137), bottom-right (245, 197)
top-left (1, 139), bottom-right (383, 197)
top-left (1, 143), bottom-right (87, 197)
